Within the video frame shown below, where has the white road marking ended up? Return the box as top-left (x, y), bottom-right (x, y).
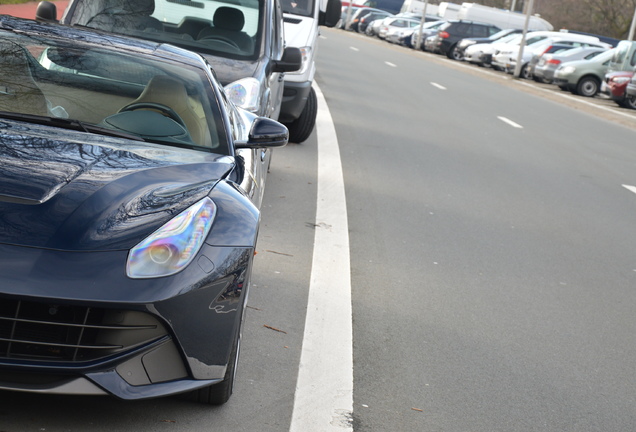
top-left (289, 83), bottom-right (354, 432)
top-left (350, 46), bottom-right (359, 51)
top-left (515, 80), bottom-right (636, 121)
top-left (498, 116), bottom-right (523, 129)
top-left (385, 61), bottom-right (397, 67)
top-left (622, 184), bottom-right (636, 195)
top-left (430, 82), bottom-right (446, 90)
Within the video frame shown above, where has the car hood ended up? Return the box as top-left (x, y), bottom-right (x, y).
top-left (0, 120), bottom-right (233, 251)
top-left (283, 15), bottom-right (315, 48)
top-left (201, 54), bottom-right (260, 86)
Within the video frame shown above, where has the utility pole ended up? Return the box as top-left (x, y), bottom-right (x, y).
top-left (414, 0), bottom-right (430, 50)
top-left (512, 0), bottom-right (534, 79)
top-left (629, 6), bottom-right (636, 41)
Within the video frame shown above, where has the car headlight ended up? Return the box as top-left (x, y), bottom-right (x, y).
top-left (289, 46), bottom-right (312, 75)
top-left (612, 77), bottom-right (631, 85)
top-left (225, 77), bottom-right (261, 113)
top-left (127, 197), bottom-right (217, 279)
top-left (559, 66), bottom-right (576, 75)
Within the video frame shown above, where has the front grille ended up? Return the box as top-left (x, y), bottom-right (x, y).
top-left (0, 298), bottom-right (167, 363)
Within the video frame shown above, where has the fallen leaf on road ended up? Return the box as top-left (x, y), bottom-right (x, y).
top-left (264, 325), bottom-right (287, 334)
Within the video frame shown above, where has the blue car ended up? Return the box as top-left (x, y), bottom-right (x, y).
top-left (0, 15), bottom-right (288, 405)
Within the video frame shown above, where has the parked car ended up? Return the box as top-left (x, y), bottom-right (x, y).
top-left (607, 40), bottom-right (636, 73)
top-left (602, 70), bottom-right (636, 109)
top-left (347, 7), bottom-right (386, 32)
top-left (37, 0), bottom-right (301, 127)
top-left (455, 28), bottom-right (522, 59)
top-left (279, 0), bottom-right (340, 144)
top-left (357, 9), bottom-right (393, 33)
top-left (378, 17), bottom-right (420, 40)
top-left (463, 31), bottom-right (522, 66)
top-left (523, 43), bottom-right (577, 80)
top-left (624, 69), bottom-right (636, 105)
top-left (366, 13), bottom-right (405, 37)
top-left (531, 46), bottom-right (607, 83)
top-left (552, 48), bottom-right (616, 97)
top-left (0, 14), bottom-right (290, 405)
top-left (492, 32), bottom-right (611, 75)
top-left (406, 19), bottom-right (446, 49)
top-left (338, 5), bottom-right (362, 29)
top-left (426, 20), bottom-right (501, 59)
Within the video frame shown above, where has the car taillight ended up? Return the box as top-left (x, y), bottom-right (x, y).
top-left (546, 59), bottom-right (561, 65)
top-left (439, 31), bottom-right (450, 39)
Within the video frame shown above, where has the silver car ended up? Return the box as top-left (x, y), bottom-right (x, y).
top-left (379, 17), bottom-right (420, 41)
top-left (532, 46), bottom-right (607, 83)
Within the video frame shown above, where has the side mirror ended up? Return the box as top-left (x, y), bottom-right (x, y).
top-left (235, 117), bottom-right (289, 149)
top-left (319, 0), bottom-right (342, 27)
top-left (36, 1), bottom-right (58, 23)
top-left (273, 47), bottom-right (302, 73)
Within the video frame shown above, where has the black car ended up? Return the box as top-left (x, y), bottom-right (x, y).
top-left (357, 9), bottom-right (393, 33)
top-left (38, 0), bottom-right (301, 203)
top-left (427, 20), bottom-right (501, 60)
top-left (0, 15), bottom-right (289, 405)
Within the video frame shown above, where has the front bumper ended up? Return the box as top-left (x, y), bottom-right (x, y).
top-left (279, 80), bottom-right (312, 123)
top-left (0, 241), bottom-right (253, 400)
top-left (552, 78), bottom-right (572, 89)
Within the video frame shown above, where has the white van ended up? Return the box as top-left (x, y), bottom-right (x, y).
top-left (280, 0), bottom-right (341, 143)
top-left (608, 40), bottom-right (636, 73)
top-left (457, 3), bottom-right (552, 31)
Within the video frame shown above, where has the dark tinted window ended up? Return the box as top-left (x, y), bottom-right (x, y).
top-left (471, 25), bottom-right (489, 38)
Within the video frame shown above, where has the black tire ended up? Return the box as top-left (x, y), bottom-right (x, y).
top-left (285, 86), bottom-right (317, 144)
top-left (447, 44), bottom-right (462, 61)
top-left (624, 95), bottom-right (636, 109)
top-left (575, 76), bottom-right (600, 97)
top-left (520, 63), bottom-right (531, 80)
top-left (180, 335), bottom-right (240, 405)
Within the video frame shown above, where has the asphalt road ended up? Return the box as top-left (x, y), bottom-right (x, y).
top-left (3, 24), bottom-right (636, 432)
top-left (318, 28), bottom-right (636, 431)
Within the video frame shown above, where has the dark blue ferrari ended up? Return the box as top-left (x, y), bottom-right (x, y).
top-left (0, 15), bottom-right (289, 405)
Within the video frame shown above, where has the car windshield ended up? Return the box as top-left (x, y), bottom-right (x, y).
top-left (489, 29), bottom-right (515, 40)
top-left (68, 0), bottom-right (264, 60)
top-left (0, 31), bottom-right (229, 154)
top-left (282, 0), bottom-right (316, 17)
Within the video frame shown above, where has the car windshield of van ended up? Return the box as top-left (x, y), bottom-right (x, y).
top-left (612, 42), bottom-right (636, 68)
top-left (68, 0), bottom-right (263, 60)
top-left (281, 0), bottom-right (315, 17)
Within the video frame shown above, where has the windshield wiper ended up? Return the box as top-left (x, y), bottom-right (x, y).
top-left (0, 111), bottom-right (145, 141)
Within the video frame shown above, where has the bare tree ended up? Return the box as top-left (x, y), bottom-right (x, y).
top-left (458, 0), bottom-right (636, 39)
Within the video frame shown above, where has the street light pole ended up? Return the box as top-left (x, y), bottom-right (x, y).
top-left (629, 6), bottom-right (636, 41)
top-left (512, 0), bottom-right (534, 79)
top-left (415, 0), bottom-right (429, 50)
